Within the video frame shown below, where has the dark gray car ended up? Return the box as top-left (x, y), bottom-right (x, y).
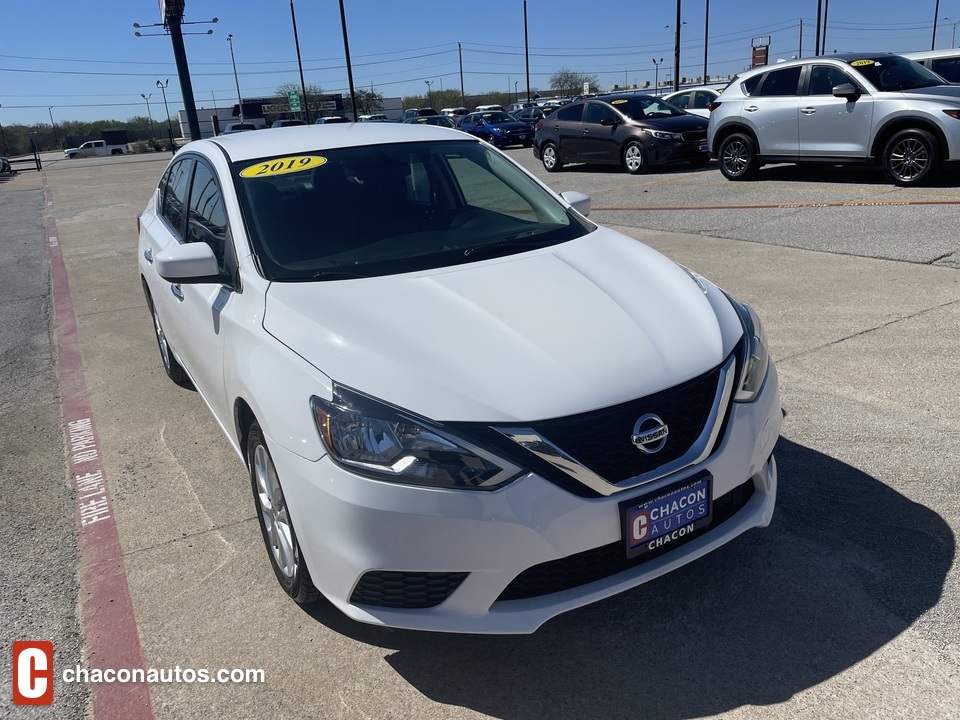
top-left (532, 94), bottom-right (709, 174)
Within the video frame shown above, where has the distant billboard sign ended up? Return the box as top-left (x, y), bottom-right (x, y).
top-left (160, 0), bottom-right (185, 21)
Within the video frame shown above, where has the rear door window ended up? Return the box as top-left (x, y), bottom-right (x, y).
top-left (757, 67), bottom-right (802, 96)
top-left (161, 158), bottom-right (195, 239)
top-left (555, 103), bottom-right (584, 122)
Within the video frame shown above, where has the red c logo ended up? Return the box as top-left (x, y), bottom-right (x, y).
top-left (12, 641), bottom-right (54, 706)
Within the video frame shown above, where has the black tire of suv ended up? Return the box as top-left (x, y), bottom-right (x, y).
top-left (881, 129), bottom-right (938, 186)
top-left (718, 133), bottom-right (759, 180)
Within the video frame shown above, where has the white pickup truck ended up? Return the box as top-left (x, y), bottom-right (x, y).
top-left (63, 139), bottom-right (127, 159)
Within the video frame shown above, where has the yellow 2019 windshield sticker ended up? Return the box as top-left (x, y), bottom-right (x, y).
top-left (240, 155), bottom-right (327, 178)
top-left (611, 99), bottom-right (628, 104)
top-left (851, 59), bottom-right (875, 67)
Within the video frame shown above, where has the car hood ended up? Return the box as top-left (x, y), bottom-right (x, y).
top-left (488, 120), bottom-right (533, 131)
top-left (633, 114), bottom-right (708, 132)
top-left (900, 84), bottom-right (960, 101)
top-left (262, 228), bottom-right (740, 422)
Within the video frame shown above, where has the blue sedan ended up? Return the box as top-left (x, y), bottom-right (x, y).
top-left (457, 111), bottom-right (534, 148)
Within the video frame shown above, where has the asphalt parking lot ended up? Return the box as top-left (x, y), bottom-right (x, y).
top-left (2, 149), bottom-right (958, 720)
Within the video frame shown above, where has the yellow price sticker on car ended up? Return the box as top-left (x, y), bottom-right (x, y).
top-left (611, 99), bottom-right (628, 104)
top-left (240, 155), bottom-right (327, 178)
top-left (851, 59), bottom-right (875, 67)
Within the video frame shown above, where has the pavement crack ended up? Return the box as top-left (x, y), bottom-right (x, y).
top-left (778, 298), bottom-right (960, 364)
top-left (121, 515), bottom-right (258, 558)
top-left (928, 252), bottom-right (955, 265)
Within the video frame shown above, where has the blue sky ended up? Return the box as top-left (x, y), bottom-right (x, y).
top-left (0, 0), bottom-right (956, 125)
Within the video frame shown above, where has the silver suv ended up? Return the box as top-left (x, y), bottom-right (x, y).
top-left (707, 53), bottom-right (960, 185)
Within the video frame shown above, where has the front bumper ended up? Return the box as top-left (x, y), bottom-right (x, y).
top-left (268, 363), bottom-right (781, 634)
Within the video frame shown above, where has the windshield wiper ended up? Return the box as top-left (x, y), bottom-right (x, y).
top-left (462, 232), bottom-right (553, 259)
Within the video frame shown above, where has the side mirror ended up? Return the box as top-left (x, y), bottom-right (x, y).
top-left (600, 118), bottom-right (619, 127)
top-left (156, 242), bottom-right (222, 284)
top-left (833, 83), bottom-right (860, 100)
top-left (561, 191), bottom-right (592, 218)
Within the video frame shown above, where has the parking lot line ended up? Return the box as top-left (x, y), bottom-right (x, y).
top-left (47, 210), bottom-right (155, 720)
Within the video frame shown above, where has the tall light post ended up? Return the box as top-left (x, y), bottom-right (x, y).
top-left (703, 0), bottom-right (710, 84)
top-left (140, 93), bottom-right (156, 138)
top-left (338, 0), bottom-right (358, 121)
top-left (425, 80), bottom-right (434, 108)
top-left (944, 16), bottom-right (960, 46)
top-left (515, 81), bottom-right (519, 102)
top-left (226, 34), bottom-right (244, 122)
top-left (652, 57), bottom-right (664, 95)
top-left (933, 0), bottom-right (942, 50)
top-left (289, 0), bottom-right (310, 122)
top-left (48, 107), bottom-right (61, 150)
top-left (665, 19), bottom-right (687, 92)
top-left (524, 0), bottom-right (531, 102)
top-left (156, 79), bottom-right (176, 156)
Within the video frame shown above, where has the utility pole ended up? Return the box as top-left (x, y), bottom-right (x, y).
top-left (524, 1), bottom-right (531, 102)
top-left (459, 43), bottom-right (465, 107)
top-left (289, 1), bottom-right (311, 122)
top-left (673, 0), bottom-right (682, 92)
top-left (338, 0), bottom-right (358, 121)
top-left (140, 93), bottom-right (156, 138)
top-left (227, 34), bottom-right (244, 122)
top-left (48, 107), bottom-right (61, 150)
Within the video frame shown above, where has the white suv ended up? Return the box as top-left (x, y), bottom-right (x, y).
top-left (707, 53), bottom-right (960, 185)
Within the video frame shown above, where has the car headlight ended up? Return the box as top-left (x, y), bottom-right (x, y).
top-left (726, 295), bottom-right (770, 403)
top-left (641, 129), bottom-right (682, 141)
top-left (311, 385), bottom-right (522, 490)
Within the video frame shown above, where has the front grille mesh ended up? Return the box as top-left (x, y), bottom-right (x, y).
top-left (350, 570), bottom-right (468, 609)
top-left (527, 364), bottom-right (722, 484)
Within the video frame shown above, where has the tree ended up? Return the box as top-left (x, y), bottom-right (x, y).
top-left (352, 88), bottom-right (384, 116)
top-left (549, 69), bottom-right (600, 98)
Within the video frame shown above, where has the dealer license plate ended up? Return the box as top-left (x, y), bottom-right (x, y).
top-left (699, 140), bottom-right (708, 152)
top-left (620, 472), bottom-right (712, 559)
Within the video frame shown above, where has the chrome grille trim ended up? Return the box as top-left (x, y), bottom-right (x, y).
top-left (494, 356), bottom-right (736, 497)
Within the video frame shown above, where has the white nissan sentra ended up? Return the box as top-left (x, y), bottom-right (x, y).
top-left (138, 124), bottom-right (781, 633)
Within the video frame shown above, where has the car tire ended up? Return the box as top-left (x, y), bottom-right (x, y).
top-left (486, 134), bottom-right (499, 147)
top-left (622, 141), bottom-right (648, 174)
top-left (248, 424), bottom-right (319, 605)
top-left (541, 142), bottom-right (562, 172)
top-left (523, 140), bottom-right (533, 148)
top-left (145, 287), bottom-right (191, 387)
top-left (718, 133), bottom-right (759, 180)
top-left (882, 129), bottom-right (938, 186)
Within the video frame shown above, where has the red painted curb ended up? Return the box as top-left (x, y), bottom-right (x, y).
top-left (47, 211), bottom-right (155, 720)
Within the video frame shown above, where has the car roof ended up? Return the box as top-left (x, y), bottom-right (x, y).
top-left (735, 52), bottom-right (908, 75)
top-left (203, 123), bottom-right (472, 162)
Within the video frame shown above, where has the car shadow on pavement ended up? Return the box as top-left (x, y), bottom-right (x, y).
top-left (303, 437), bottom-right (954, 720)
top-left (749, 163), bottom-right (960, 188)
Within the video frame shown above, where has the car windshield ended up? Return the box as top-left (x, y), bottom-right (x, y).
top-left (849, 55), bottom-right (946, 91)
top-left (232, 139), bottom-right (592, 281)
top-left (606, 96), bottom-right (686, 120)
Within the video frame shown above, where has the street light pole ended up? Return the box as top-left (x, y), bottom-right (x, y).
top-left (933, 0), bottom-right (941, 50)
top-left (289, 0), bottom-right (311, 122)
top-left (944, 16), bottom-right (960, 46)
top-left (425, 80), bottom-right (434, 108)
top-left (227, 34), bottom-right (244, 122)
top-left (48, 107), bottom-right (61, 150)
top-left (703, 0), bottom-right (710, 84)
top-left (652, 58), bottom-right (663, 95)
top-left (140, 93), bottom-right (156, 138)
top-left (156, 79), bottom-right (176, 156)
top-left (338, 0), bottom-right (358, 121)
top-left (673, 0), bottom-right (682, 92)
top-left (524, 0), bottom-right (531, 102)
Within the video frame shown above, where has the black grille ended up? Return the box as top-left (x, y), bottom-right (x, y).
top-left (497, 478), bottom-right (755, 602)
top-left (528, 364), bottom-right (722, 484)
top-left (681, 130), bottom-right (708, 142)
top-left (350, 571), bottom-right (468, 609)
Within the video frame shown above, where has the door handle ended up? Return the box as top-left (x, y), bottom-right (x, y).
top-left (745, 105), bottom-right (759, 112)
top-left (582, 128), bottom-right (590, 134)
top-left (143, 248), bottom-right (153, 264)
top-left (170, 284), bottom-right (184, 301)
top-left (801, 107), bottom-right (816, 115)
